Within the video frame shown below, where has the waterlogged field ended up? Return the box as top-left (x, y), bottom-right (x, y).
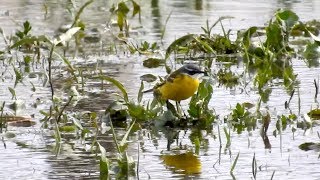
top-left (1, 0), bottom-right (320, 179)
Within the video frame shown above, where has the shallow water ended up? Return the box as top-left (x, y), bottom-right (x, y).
top-left (1, 0), bottom-right (320, 179)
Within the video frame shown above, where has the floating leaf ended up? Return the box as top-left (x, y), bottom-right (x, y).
top-left (307, 109), bottom-right (320, 119)
top-left (140, 74), bottom-right (157, 82)
top-left (143, 58), bottom-right (164, 68)
top-left (299, 142), bottom-right (320, 151)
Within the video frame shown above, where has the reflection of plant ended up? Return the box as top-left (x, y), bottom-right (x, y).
top-left (273, 114), bottom-right (297, 137)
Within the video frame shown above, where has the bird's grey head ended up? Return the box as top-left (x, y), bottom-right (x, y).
top-left (179, 64), bottom-right (205, 75)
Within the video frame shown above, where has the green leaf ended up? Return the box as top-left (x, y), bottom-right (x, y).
top-left (265, 21), bottom-right (283, 51)
top-left (23, 21), bottom-right (32, 35)
top-left (165, 34), bottom-right (196, 59)
top-left (303, 42), bottom-right (320, 61)
top-left (117, 11), bottom-right (125, 31)
top-left (118, 2), bottom-right (130, 15)
top-left (131, 0), bottom-right (140, 17)
top-left (277, 10), bottom-right (299, 28)
top-left (307, 109), bottom-right (320, 119)
top-left (100, 76), bottom-right (129, 103)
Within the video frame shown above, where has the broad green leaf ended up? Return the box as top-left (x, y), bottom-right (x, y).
top-left (277, 10), bottom-right (299, 28)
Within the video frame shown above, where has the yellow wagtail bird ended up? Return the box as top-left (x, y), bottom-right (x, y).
top-left (145, 64), bottom-right (205, 113)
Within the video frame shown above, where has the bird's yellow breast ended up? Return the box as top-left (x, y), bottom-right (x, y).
top-left (157, 74), bottom-right (200, 101)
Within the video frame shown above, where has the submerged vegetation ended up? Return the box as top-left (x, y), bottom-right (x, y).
top-left (0, 0), bottom-right (320, 179)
